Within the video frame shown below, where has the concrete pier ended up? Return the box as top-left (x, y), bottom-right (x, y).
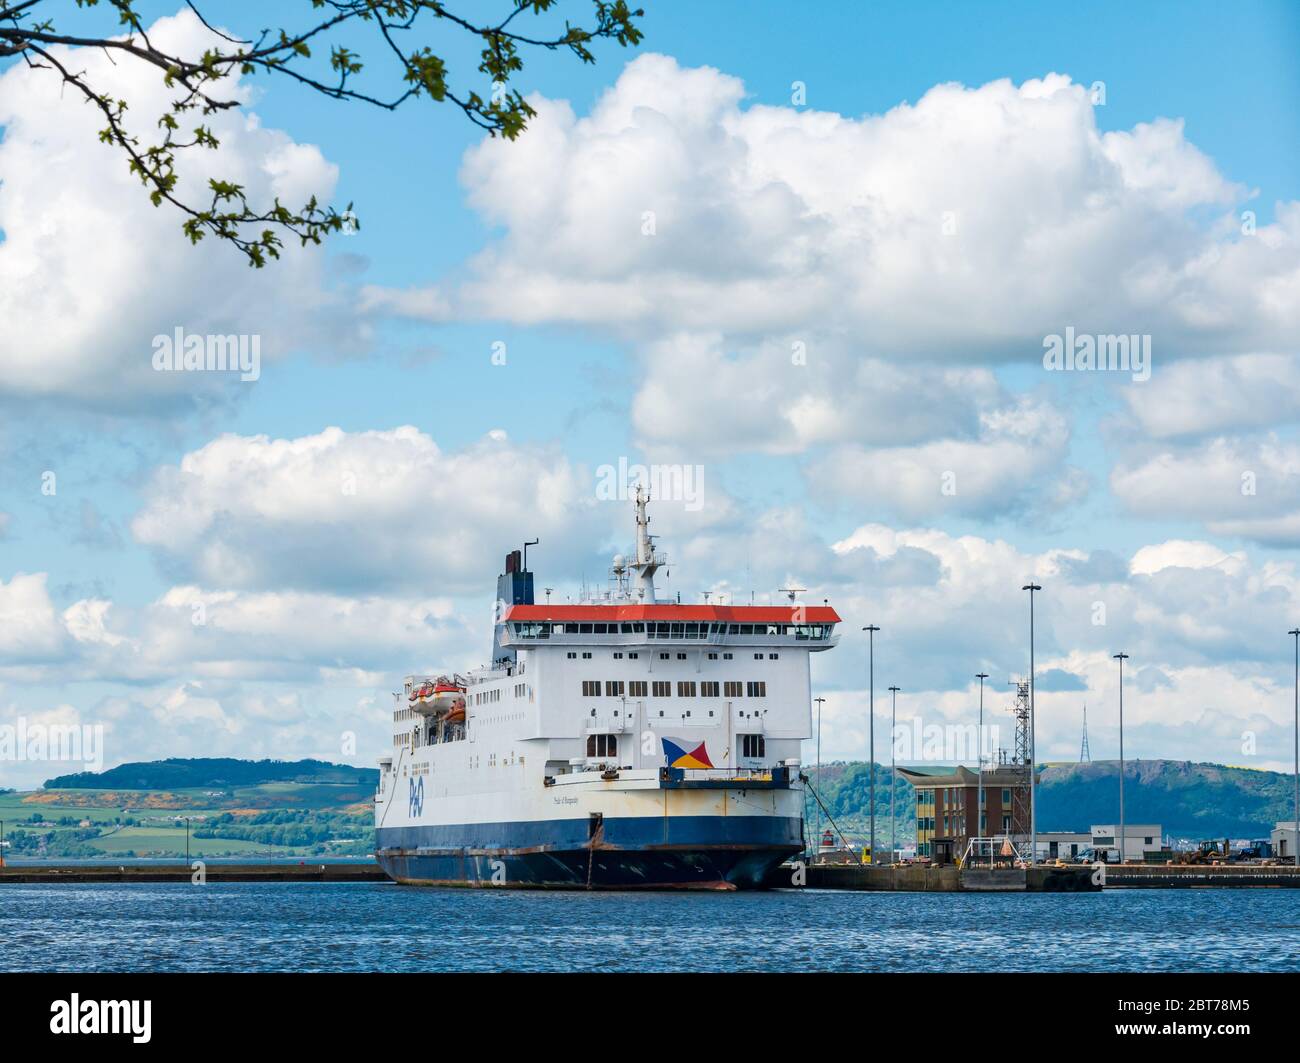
top-left (0, 862), bottom-right (387, 883)
top-left (1101, 864), bottom-right (1300, 888)
top-left (766, 862), bottom-right (1099, 892)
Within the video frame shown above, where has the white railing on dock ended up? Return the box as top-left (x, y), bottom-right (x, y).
top-left (960, 835), bottom-right (1029, 868)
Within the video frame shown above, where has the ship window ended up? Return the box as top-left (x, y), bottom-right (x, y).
top-left (582, 652), bottom-right (592, 659)
top-left (659, 653), bottom-right (670, 660)
top-left (581, 681), bottom-right (600, 697)
top-left (613, 652), bottom-right (623, 659)
top-left (655, 623), bottom-right (670, 637)
top-left (724, 681), bottom-right (743, 698)
top-left (728, 624), bottom-right (740, 634)
top-left (746, 682), bottom-right (767, 697)
top-left (628, 652), bottom-right (639, 659)
top-left (740, 734), bottom-right (765, 758)
top-left (677, 681), bottom-right (696, 697)
top-left (708, 653), bottom-right (718, 660)
top-left (629, 681), bottom-right (648, 697)
top-left (701, 681), bottom-right (719, 697)
top-left (586, 734), bottom-right (618, 758)
top-left (677, 652), bottom-right (687, 660)
top-left (567, 652), bottom-right (577, 659)
top-left (769, 653), bottom-right (779, 660)
top-left (605, 680), bottom-right (625, 696)
top-left (684, 623), bottom-right (698, 638)
top-left (652, 681), bottom-right (671, 697)
top-left (723, 652), bottom-right (733, 660)
top-left (754, 653), bottom-right (763, 660)
top-left (633, 623), bottom-right (645, 633)
top-left (580, 624), bottom-right (593, 634)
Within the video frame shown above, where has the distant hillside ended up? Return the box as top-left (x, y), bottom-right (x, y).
top-left (44, 757), bottom-right (378, 791)
top-left (1036, 760), bottom-right (1291, 838)
top-left (806, 759), bottom-right (1296, 840)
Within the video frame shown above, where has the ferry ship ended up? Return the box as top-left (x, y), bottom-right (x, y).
top-left (374, 487), bottom-right (841, 889)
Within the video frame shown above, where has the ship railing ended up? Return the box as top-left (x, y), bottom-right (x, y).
top-left (661, 765), bottom-right (789, 784)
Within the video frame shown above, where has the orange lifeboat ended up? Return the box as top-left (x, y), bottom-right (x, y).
top-left (411, 676), bottom-right (466, 717)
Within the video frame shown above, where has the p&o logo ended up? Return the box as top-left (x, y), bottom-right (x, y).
top-left (408, 775), bottom-right (424, 817)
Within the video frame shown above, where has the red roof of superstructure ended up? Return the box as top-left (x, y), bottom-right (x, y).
top-left (503, 604), bottom-right (841, 624)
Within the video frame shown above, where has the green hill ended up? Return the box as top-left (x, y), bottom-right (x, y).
top-left (44, 757), bottom-right (378, 791)
top-left (806, 759), bottom-right (1296, 842)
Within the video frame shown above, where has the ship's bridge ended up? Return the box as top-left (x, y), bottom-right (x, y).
top-left (500, 604), bottom-right (841, 650)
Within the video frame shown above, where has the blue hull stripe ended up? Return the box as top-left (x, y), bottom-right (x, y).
top-left (376, 814), bottom-right (802, 853)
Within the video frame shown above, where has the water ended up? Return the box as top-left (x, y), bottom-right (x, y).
top-left (4, 883), bottom-right (1299, 972)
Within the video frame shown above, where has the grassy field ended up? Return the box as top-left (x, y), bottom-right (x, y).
top-left (0, 782), bottom-right (373, 859)
top-left (89, 826), bottom-right (305, 857)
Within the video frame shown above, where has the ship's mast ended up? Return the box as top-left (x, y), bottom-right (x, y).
top-left (629, 484), bottom-right (662, 602)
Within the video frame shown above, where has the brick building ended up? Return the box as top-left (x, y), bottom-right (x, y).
top-left (899, 764), bottom-right (1034, 864)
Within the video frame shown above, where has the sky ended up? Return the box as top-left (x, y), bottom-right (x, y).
top-left (2, 0), bottom-right (1299, 789)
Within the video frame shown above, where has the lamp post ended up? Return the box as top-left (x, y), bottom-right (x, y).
top-left (1290, 630), bottom-right (1300, 866)
top-left (1114, 652), bottom-right (1129, 865)
top-left (1022, 583), bottom-right (1041, 864)
top-left (814, 695), bottom-right (826, 860)
top-left (863, 625), bottom-right (880, 863)
top-left (888, 686), bottom-right (900, 864)
top-left (976, 673), bottom-right (989, 846)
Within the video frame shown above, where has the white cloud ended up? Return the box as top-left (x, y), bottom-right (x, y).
top-left (806, 396), bottom-right (1077, 519)
top-left (1130, 540), bottom-right (1245, 576)
top-left (130, 425), bottom-right (604, 593)
top-left (794, 525), bottom-right (1300, 771)
top-left (375, 56), bottom-right (1298, 361)
top-left (0, 576), bottom-right (479, 685)
top-left (363, 55), bottom-right (1299, 498)
top-left (0, 573), bottom-right (68, 662)
top-left (0, 9), bottom-right (360, 411)
top-left (1122, 353), bottom-right (1300, 439)
top-left (1112, 435), bottom-right (1300, 545)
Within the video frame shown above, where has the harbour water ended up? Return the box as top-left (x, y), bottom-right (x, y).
top-left (5, 883), bottom-right (1300, 972)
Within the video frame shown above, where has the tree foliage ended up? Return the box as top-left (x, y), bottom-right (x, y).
top-left (0, 1), bottom-right (644, 265)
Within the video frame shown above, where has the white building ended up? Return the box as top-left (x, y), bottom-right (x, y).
top-left (1270, 822), bottom-right (1299, 860)
top-left (1091, 824), bottom-right (1163, 862)
top-left (1037, 831), bottom-right (1091, 861)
